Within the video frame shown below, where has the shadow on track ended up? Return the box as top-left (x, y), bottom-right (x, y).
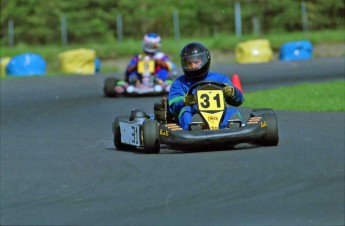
top-left (107, 142), bottom-right (262, 155)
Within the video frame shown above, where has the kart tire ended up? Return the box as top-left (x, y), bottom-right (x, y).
top-left (261, 113), bottom-right (279, 146)
top-left (113, 116), bottom-right (136, 150)
top-left (104, 78), bottom-right (118, 97)
top-left (143, 120), bottom-right (160, 154)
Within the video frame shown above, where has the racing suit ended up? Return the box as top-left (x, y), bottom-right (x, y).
top-left (125, 52), bottom-right (173, 83)
top-left (168, 72), bottom-right (244, 130)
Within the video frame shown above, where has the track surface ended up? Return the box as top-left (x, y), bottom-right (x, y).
top-left (1, 57), bottom-right (344, 225)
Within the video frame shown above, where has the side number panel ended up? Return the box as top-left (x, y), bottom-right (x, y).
top-left (119, 122), bottom-right (141, 146)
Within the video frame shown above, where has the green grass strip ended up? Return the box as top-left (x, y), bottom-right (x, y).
top-left (242, 80), bottom-right (345, 111)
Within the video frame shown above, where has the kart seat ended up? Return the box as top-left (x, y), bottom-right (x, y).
top-left (189, 114), bottom-right (205, 131)
top-left (228, 113), bottom-right (242, 129)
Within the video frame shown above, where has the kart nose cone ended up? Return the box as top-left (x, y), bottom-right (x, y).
top-left (126, 85), bottom-right (135, 93)
top-left (154, 85), bottom-right (163, 92)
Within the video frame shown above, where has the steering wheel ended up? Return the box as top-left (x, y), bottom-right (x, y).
top-left (187, 80), bottom-right (225, 95)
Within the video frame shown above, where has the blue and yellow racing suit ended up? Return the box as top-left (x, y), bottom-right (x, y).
top-left (125, 52), bottom-right (173, 82)
top-left (168, 72), bottom-right (244, 130)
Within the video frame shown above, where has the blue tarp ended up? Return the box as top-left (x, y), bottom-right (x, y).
top-left (279, 40), bottom-right (313, 61)
top-left (6, 53), bottom-right (46, 76)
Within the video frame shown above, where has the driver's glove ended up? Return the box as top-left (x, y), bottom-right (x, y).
top-left (183, 94), bottom-right (196, 106)
top-left (155, 78), bottom-right (163, 84)
top-left (223, 83), bottom-right (235, 98)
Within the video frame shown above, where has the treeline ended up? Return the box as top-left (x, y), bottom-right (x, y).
top-left (0, 0), bottom-right (344, 46)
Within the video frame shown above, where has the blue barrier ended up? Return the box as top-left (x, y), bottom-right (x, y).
top-left (279, 40), bottom-right (313, 61)
top-left (95, 57), bottom-right (101, 73)
top-left (6, 53), bottom-right (46, 76)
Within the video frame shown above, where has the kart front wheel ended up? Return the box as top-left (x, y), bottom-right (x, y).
top-left (261, 113), bottom-right (279, 146)
top-left (104, 78), bottom-right (118, 97)
top-left (113, 116), bottom-right (136, 150)
top-left (143, 120), bottom-right (160, 154)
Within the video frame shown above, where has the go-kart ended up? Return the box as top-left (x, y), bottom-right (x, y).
top-left (112, 81), bottom-right (279, 153)
top-left (104, 57), bottom-right (176, 97)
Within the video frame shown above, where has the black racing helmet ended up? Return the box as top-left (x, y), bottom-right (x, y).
top-left (180, 42), bottom-right (211, 79)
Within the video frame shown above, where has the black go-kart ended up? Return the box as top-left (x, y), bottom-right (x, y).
top-left (112, 81), bottom-right (279, 153)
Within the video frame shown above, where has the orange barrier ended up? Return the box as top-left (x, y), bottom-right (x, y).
top-left (231, 74), bottom-right (243, 94)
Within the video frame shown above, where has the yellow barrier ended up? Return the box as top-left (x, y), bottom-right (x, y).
top-left (235, 39), bottom-right (273, 63)
top-left (58, 48), bottom-right (96, 75)
top-left (0, 57), bottom-right (11, 77)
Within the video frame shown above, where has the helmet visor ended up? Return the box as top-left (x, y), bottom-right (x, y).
top-left (143, 42), bottom-right (160, 53)
top-left (181, 51), bottom-right (208, 72)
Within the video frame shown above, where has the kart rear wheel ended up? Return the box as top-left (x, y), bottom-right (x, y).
top-left (113, 116), bottom-right (136, 150)
top-left (104, 78), bottom-right (118, 97)
top-left (261, 113), bottom-right (279, 146)
top-left (143, 120), bottom-right (160, 154)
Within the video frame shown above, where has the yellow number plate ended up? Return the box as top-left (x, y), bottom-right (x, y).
top-left (197, 90), bottom-right (225, 111)
top-left (138, 60), bottom-right (154, 73)
top-left (200, 111), bottom-right (223, 130)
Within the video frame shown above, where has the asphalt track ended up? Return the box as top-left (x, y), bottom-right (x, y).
top-left (1, 57), bottom-right (344, 225)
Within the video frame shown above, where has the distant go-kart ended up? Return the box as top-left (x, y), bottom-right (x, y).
top-left (104, 58), bottom-right (176, 97)
top-left (112, 80), bottom-right (279, 153)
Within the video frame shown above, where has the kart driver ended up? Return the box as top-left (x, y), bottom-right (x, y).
top-left (125, 33), bottom-right (174, 84)
top-left (168, 42), bottom-right (244, 130)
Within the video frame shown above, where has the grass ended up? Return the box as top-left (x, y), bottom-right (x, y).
top-left (242, 80), bottom-right (345, 111)
top-left (1, 73), bottom-right (343, 112)
top-left (1, 29), bottom-right (344, 74)
top-left (1, 29), bottom-right (344, 112)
